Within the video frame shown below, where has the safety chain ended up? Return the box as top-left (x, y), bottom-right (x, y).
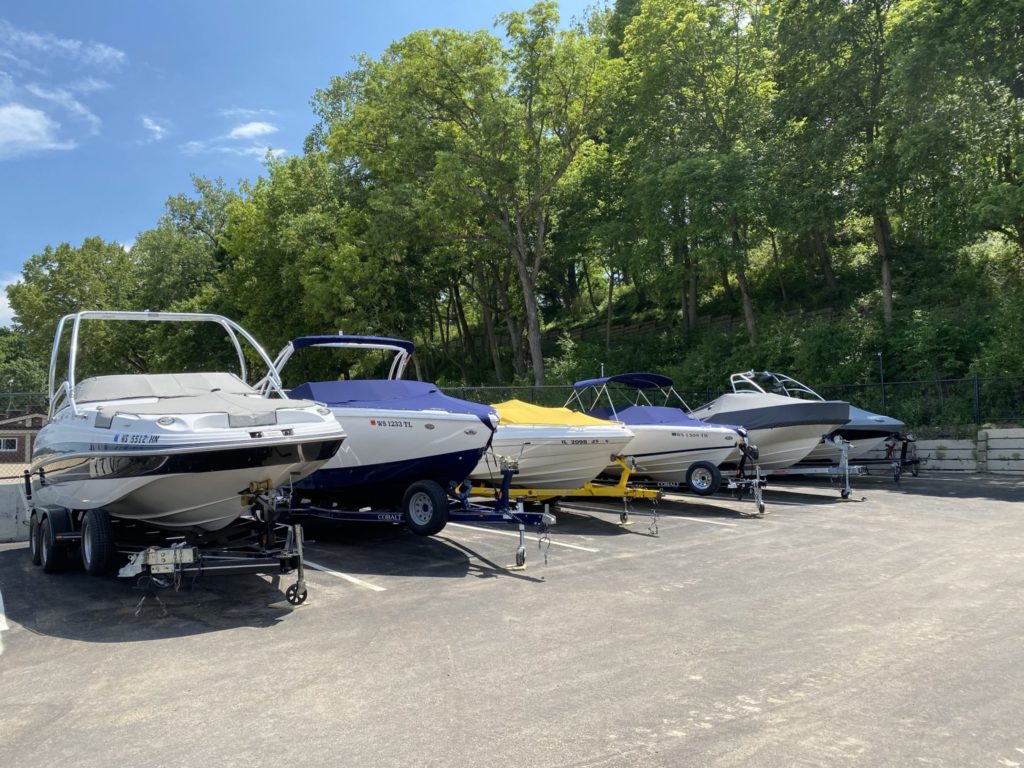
top-left (648, 496), bottom-right (660, 537)
top-left (537, 525), bottom-right (551, 565)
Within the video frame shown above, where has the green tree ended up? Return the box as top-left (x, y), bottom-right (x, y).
top-left (6, 237), bottom-right (141, 363)
top-left (776, 0), bottom-right (903, 324)
top-left (313, 2), bottom-right (608, 384)
top-left (618, 0), bottom-right (776, 341)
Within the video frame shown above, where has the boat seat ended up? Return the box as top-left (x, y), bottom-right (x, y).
top-left (74, 373), bottom-right (316, 427)
top-left (75, 372), bottom-right (255, 402)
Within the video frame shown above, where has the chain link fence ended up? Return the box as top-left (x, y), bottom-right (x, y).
top-left (449, 375), bottom-right (1024, 437)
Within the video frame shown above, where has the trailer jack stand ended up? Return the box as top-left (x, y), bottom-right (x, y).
top-left (285, 523), bottom-right (308, 606)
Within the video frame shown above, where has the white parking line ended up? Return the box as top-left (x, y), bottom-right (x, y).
top-left (445, 522), bottom-right (601, 552)
top-left (675, 517), bottom-right (738, 527)
top-left (305, 559), bottom-right (387, 592)
top-left (0, 587), bottom-right (8, 657)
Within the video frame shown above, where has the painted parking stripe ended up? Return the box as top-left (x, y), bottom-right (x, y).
top-left (673, 517), bottom-right (738, 527)
top-left (445, 522), bottom-right (601, 552)
top-left (0, 587), bottom-right (8, 657)
top-left (305, 559), bottom-right (387, 592)
top-left (560, 500), bottom-right (739, 528)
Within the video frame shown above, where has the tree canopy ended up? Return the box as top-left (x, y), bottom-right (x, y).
top-left (6, 0), bottom-right (1024, 404)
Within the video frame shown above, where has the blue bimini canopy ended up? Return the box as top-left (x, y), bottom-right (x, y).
top-left (290, 379), bottom-right (496, 428)
top-left (573, 372), bottom-right (674, 390)
top-left (291, 335), bottom-right (416, 355)
top-left (588, 404), bottom-right (705, 427)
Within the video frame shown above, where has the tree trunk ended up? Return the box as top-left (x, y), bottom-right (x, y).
top-left (451, 281), bottom-right (476, 367)
top-left (814, 228), bottom-right (837, 290)
top-left (468, 263), bottom-right (504, 382)
top-left (606, 267), bottom-right (614, 355)
top-left (735, 263), bottom-right (756, 342)
top-left (770, 230), bottom-right (788, 302)
top-left (874, 212), bottom-right (894, 325)
top-left (732, 223), bottom-right (756, 342)
top-left (517, 266), bottom-right (546, 386)
top-left (720, 268), bottom-right (735, 304)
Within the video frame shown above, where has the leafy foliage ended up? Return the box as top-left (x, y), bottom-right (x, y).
top-left (5, 1), bottom-right (1024, 429)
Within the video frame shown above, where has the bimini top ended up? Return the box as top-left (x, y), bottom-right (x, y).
top-left (291, 335), bottom-right (416, 355)
top-left (588, 404), bottom-right (713, 428)
top-left (492, 399), bottom-right (619, 427)
top-left (573, 372), bottom-right (674, 390)
top-left (289, 379), bottom-right (496, 428)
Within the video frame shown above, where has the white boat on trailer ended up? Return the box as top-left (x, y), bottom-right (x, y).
top-left (27, 311), bottom-right (345, 590)
top-left (569, 373), bottom-right (749, 495)
top-left (689, 371), bottom-right (851, 470)
top-left (469, 399), bottom-right (635, 491)
top-left (265, 334), bottom-right (500, 536)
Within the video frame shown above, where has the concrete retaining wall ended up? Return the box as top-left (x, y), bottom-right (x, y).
top-left (862, 428), bottom-right (1024, 475)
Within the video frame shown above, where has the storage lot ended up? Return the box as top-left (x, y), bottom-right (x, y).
top-left (2, 473), bottom-right (1023, 768)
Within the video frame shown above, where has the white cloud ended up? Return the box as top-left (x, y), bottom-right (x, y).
top-left (141, 115), bottom-right (167, 142)
top-left (218, 144), bottom-right (286, 159)
top-left (0, 274), bottom-right (22, 327)
top-left (228, 121), bottom-right (277, 140)
top-left (0, 69), bottom-right (12, 97)
top-left (68, 77), bottom-right (111, 93)
top-left (0, 19), bottom-right (126, 69)
top-left (25, 84), bottom-right (101, 133)
top-left (221, 107), bottom-right (276, 120)
top-left (0, 103), bottom-right (75, 158)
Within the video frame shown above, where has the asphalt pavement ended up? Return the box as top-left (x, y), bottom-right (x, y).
top-left (1, 472), bottom-right (1023, 768)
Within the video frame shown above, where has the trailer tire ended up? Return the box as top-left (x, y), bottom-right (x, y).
top-left (40, 511), bottom-right (72, 573)
top-left (686, 461), bottom-right (721, 496)
top-left (402, 480), bottom-right (450, 536)
top-left (29, 513), bottom-right (41, 566)
top-left (82, 509), bottom-right (116, 575)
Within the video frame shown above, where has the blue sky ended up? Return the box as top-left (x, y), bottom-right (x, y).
top-left (0, 0), bottom-right (594, 324)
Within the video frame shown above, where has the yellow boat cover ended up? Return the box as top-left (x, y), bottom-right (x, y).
top-left (491, 399), bottom-right (618, 427)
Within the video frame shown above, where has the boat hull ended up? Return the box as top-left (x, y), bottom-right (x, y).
top-left (691, 393), bottom-right (849, 470)
top-left (295, 406), bottom-right (493, 504)
top-left (32, 438), bottom-right (342, 530)
top-left (602, 424), bottom-right (742, 482)
top-left (471, 424), bottom-right (635, 490)
top-left (718, 423), bottom-right (839, 469)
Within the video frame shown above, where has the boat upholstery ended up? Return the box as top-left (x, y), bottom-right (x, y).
top-left (75, 373), bottom-right (317, 426)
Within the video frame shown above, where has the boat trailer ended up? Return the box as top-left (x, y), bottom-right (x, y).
top-left (468, 456), bottom-right (664, 534)
top-left (287, 461), bottom-right (556, 568)
top-left (21, 473), bottom-right (313, 605)
top-left (760, 436), bottom-right (866, 499)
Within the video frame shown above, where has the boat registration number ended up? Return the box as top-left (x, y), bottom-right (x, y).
top-left (112, 434), bottom-right (160, 445)
top-left (370, 419), bottom-right (413, 428)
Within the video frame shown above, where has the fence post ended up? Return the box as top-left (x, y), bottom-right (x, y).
top-left (973, 375), bottom-right (981, 425)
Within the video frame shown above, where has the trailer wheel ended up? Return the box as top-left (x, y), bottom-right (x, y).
top-left (40, 512), bottom-right (72, 574)
top-left (686, 461), bottom-right (721, 496)
top-left (29, 513), bottom-right (41, 566)
top-left (402, 480), bottom-right (450, 536)
top-left (286, 584), bottom-right (308, 606)
top-left (82, 509), bottom-right (116, 575)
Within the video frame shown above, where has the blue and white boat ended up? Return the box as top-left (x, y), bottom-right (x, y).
top-left (569, 373), bottom-right (746, 494)
top-left (266, 335), bottom-right (497, 507)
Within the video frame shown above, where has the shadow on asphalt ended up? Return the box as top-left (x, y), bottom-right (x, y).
top-left (300, 519), bottom-right (544, 583)
top-left (762, 471), bottom-right (1024, 503)
top-left (0, 545), bottom-right (301, 643)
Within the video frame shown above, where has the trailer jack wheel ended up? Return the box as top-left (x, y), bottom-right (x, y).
top-left (286, 583), bottom-right (308, 606)
top-left (515, 546), bottom-right (526, 568)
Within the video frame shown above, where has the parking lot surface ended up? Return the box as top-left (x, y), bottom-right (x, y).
top-left (2, 472), bottom-right (1023, 767)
